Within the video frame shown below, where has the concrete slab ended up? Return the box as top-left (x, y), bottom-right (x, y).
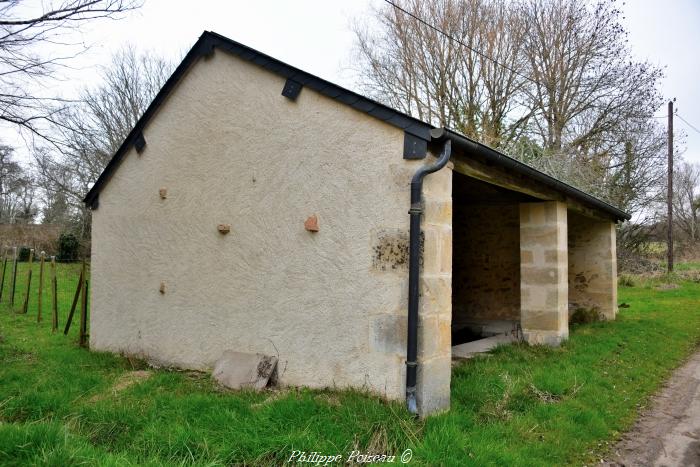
top-left (452, 334), bottom-right (518, 359)
top-left (212, 350), bottom-right (278, 390)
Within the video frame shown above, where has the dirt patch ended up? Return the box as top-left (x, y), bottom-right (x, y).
top-left (604, 350), bottom-right (700, 466)
top-left (89, 370), bottom-right (152, 402)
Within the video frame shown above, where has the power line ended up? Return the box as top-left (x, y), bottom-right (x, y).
top-left (383, 0), bottom-right (670, 128)
top-left (675, 113), bottom-right (700, 135)
top-left (382, 0), bottom-right (538, 87)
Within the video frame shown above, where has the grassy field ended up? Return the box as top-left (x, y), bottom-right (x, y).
top-left (0, 263), bottom-right (699, 466)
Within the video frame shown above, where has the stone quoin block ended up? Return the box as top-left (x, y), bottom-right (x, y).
top-left (369, 313), bottom-right (406, 356)
top-left (414, 167), bottom-right (452, 416)
top-left (415, 355), bottom-right (451, 416)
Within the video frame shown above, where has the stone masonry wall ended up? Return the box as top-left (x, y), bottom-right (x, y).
top-left (568, 212), bottom-right (618, 320)
top-left (452, 203), bottom-right (520, 328)
top-left (520, 201), bottom-right (569, 345)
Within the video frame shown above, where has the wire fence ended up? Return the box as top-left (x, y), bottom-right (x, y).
top-left (0, 247), bottom-right (90, 347)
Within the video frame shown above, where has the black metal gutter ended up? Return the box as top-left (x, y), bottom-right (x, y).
top-left (405, 136), bottom-right (452, 415)
top-left (434, 128), bottom-right (631, 221)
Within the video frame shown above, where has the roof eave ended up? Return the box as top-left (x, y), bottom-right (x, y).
top-left (433, 128), bottom-right (631, 222)
top-left (83, 31), bottom-right (631, 223)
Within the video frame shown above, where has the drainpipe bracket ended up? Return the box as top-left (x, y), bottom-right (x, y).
top-left (408, 203), bottom-right (423, 215)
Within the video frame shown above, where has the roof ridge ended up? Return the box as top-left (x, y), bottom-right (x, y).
top-left (82, 30), bottom-right (629, 221)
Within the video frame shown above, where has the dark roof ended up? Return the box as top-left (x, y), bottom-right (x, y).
top-left (433, 128), bottom-right (631, 221)
top-left (83, 30), bottom-right (630, 221)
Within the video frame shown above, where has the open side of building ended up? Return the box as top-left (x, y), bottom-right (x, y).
top-left (85, 31), bottom-right (629, 416)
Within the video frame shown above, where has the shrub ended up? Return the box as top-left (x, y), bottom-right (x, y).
top-left (57, 232), bottom-right (80, 261)
top-left (570, 307), bottom-right (602, 325)
top-left (618, 274), bottom-right (636, 287)
top-left (17, 246), bottom-right (30, 262)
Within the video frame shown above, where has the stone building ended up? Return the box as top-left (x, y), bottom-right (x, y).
top-left (84, 31), bottom-right (629, 416)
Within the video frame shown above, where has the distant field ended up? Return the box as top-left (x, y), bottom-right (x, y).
top-left (0, 263), bottom-right (699, 466)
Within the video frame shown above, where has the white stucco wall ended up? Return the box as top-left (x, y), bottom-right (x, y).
top-left (90, 50), bottom-right (447, 401)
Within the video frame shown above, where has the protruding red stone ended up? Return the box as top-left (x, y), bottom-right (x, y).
top-left (304, 215), bottom-right (319, 232)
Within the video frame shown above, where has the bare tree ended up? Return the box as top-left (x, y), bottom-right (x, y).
top-left (354, 0), bottom-right (530, 149)
top-left (34, 46), bottom-right (172, 238)
top-left (673, 161), bottom-right (700, 244)
top-left (0, 0), bottom-right (141, 141)
top-left (354, 0), bottom-right (666, 221)
top-left (0, 145), bottom-right (36, 223)
top-left (519, 0), bottom-right (663, 156)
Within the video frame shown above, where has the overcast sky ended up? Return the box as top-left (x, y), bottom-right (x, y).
top-left (14, 0), bottom-right (700, 163)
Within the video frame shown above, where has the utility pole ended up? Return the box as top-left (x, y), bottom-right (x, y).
top-left (667, 99), bottom-right (674, 273)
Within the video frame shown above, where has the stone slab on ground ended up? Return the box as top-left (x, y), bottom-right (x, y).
top-left (451, 334), bottom-right (517, 359)
top-left (604, 350), bottom-right (700, 467)
top-left (458, 320), bottom-right (520, 336)
top-left (212, 350), bottom-right (278, 391)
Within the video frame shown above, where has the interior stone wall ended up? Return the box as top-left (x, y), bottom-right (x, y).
top-left (452, 203), bottom-right (521, 328)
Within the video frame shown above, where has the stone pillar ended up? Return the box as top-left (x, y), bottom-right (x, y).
top-left (568, 215), bottom-right (617, 320)
top-left (519, 201), bottom-right (568, 346)
top-left (415, 163), bottom-right (452, 416)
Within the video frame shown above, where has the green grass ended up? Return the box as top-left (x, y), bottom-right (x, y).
top-left (0, 263), bottom-right (699, 466)
top-left (675, 261), bottom-right (700, 272)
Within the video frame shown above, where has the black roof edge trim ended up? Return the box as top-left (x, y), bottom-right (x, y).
top-left (83, 30), bottom-right (433, 206)
top-left (84, 31), bottom-right (628, 223)
top-left (430, 128), bottom-right (630, 221)
top-left (83, 33), bottom-right (213, 206)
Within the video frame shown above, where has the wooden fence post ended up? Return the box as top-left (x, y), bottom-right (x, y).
top-left (64, 266), bottom-right (84, 335)
top-left (0, 247), bottom-right (7, 303)
top-left (51, 256), bottom-right (58, 333)
top-left (10, 246), bottom-right (17, 306)
top-left (79, 259), bottom-right (88, 348)
top-left (37, 251), bottom-right (45, 322)
top-left (21, 249), bottom-right (34, 314)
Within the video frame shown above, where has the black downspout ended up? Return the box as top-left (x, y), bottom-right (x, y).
top-left (406, 137), bottom-right (452, 415)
